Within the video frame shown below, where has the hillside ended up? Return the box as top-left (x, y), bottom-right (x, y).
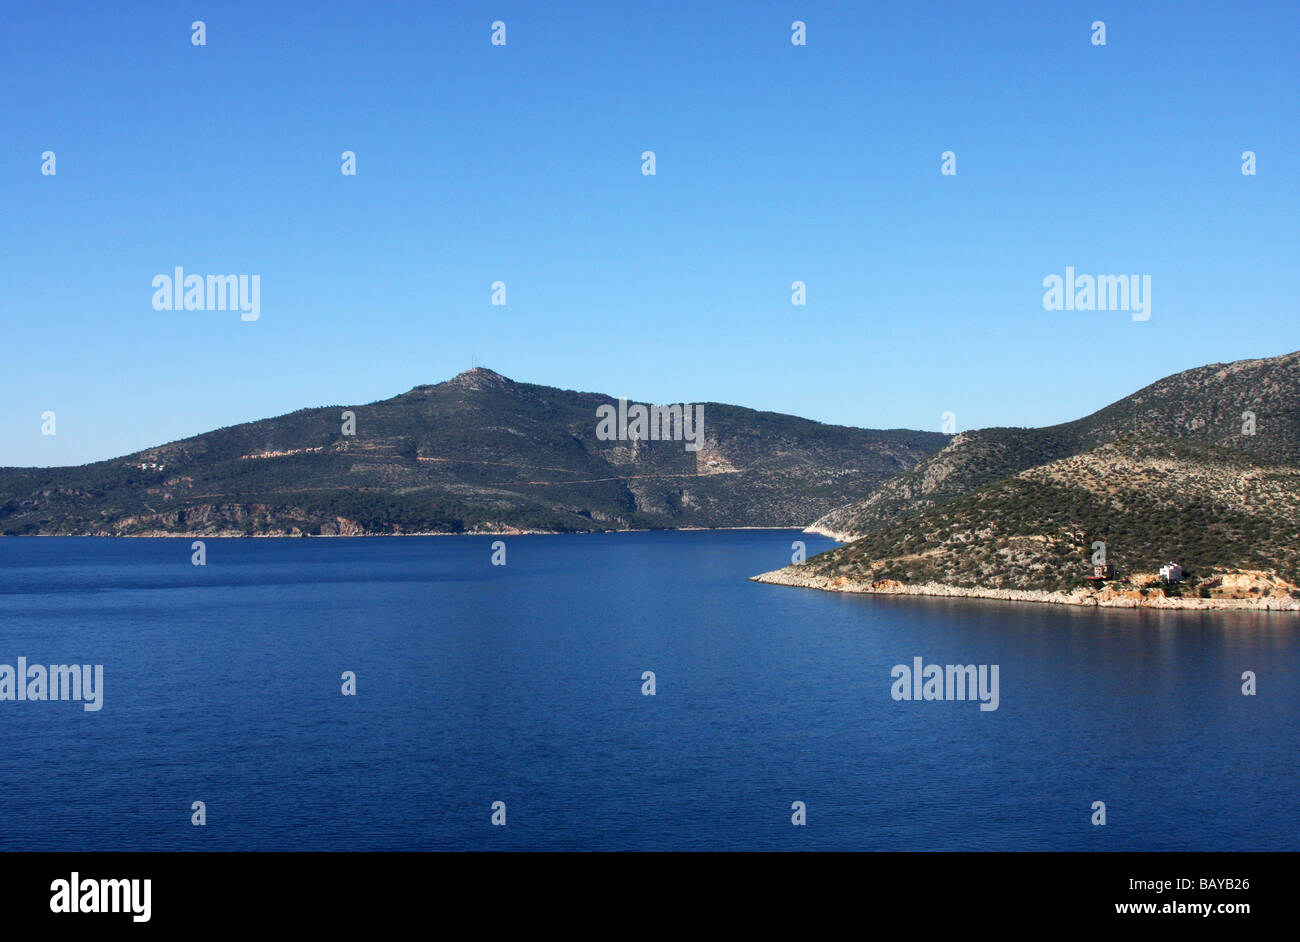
top-left (0, 368), bottom-right (947, 536)
top-left (756, 437), bottom-right (1300, 608)
top-left (810, 350), bottom-right (1300, 540)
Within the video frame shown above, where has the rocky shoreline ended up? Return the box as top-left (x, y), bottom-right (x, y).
top-left (800, 524), bottom-right (850, 542)
top-left (751, 567), bottom-right (1300, 611)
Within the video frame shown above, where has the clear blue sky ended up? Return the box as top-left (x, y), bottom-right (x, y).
top-left (2, 1), bottom-right (1297, 466)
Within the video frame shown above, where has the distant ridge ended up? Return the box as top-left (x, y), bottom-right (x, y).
top-left (0, 370), bottom-right (947, 536)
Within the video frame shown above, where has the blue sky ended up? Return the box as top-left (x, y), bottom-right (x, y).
top-left (2, 0), bottom-right (1297, 466)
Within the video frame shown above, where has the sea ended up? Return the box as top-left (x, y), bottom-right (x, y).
top-left (0, 531), bottom-right (1295, 851)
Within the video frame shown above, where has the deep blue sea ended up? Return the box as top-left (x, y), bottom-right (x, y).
top-left (0, 531), bottom-right (1296, 851)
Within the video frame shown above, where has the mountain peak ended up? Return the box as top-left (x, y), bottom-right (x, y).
top-left (445, 367), bottom-right (512, 391)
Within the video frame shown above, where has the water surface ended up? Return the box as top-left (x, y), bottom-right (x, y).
top-left (0, 532), bottom-right (1295, 851)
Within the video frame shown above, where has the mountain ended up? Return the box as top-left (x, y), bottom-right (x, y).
top-left (0, 368), bottom-right (948, 536)
top-left (809, 350), bottom-right (1300, 540)
top-left (756, 436), bottom-right (1300, 607)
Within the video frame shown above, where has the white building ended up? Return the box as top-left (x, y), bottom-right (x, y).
top-left (1159, 562), bottom-right (1184, 583)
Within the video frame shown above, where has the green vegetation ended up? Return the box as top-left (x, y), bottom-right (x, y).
top-left (814, 350), bottom-right (1300, 539)
top-left (0, 369), bottom-right (947, 536)
top-left (802, 437), bottom-right (1300, 592)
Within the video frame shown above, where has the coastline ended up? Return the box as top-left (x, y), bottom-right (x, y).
top-left (800, 524), bottom-right (850, 542)
top-left (750, 567), bottom-right (1300, 612)
top-left (8, 525), bottom-right (811, 539)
